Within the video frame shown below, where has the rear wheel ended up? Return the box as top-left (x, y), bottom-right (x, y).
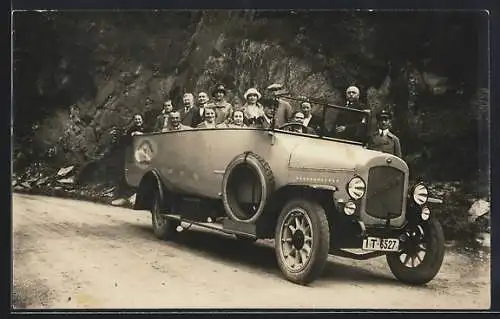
top-left (151, 190), bottom-right (179, 240)
top-left (275, 199), bottom-right (330, 285)
top-left (386, 217), bottom-right (445, 285)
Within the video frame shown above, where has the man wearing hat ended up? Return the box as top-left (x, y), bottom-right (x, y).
top-left (206, 83), bottom-right (233, 125)
top-left (266, 83), bottom-right (293, 127)
top-left (367, 110), bottom-right (402, 158)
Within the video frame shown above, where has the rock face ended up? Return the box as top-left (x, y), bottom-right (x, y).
top-left (111, 198), bottom-right (127, 206)
top-left (468, 199), bottom-right (490, 223)
top-left (57, 165), bottom-right (75, 177)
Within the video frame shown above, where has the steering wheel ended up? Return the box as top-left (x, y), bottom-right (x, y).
top-left (278, 122), bottom-right (309, 132)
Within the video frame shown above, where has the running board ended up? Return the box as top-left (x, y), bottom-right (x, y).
top-left (330, 249), bottom-right (386, 260)
top-left (163, 214), bottom-right (256, 238)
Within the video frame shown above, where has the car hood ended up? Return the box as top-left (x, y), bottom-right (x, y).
top-left (288, 137), bottom-right (389, 172)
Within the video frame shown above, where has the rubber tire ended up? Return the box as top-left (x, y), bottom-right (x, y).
top-left (151, 190), bottom-right (178, 241)
top-left (275, 199), bottom-right (330, 285)
top-left (222, 152), bottom-right (275, 223)
top-left (386, 217), bottom-right (445, 285)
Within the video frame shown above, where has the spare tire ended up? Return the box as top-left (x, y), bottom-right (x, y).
top-left (222, 152), bottom-right (275, 223)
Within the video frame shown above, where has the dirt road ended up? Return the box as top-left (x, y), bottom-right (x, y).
top-left (12, 193), bottom-right (490, 309)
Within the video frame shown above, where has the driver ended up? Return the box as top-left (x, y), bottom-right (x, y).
top-left (282, 111), bottom-right (317, 134)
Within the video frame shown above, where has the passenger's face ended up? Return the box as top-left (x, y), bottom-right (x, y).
top-left (233, 111), bottom-right (244, 125)
top-left (247, 94), bottom-right (258, 104)
top-left (170, 112), bottom-right (181, 126)
top-left (134, 115), bottom-right (143, 126)
top-left (346, 88), bottom-right (360, 102)
top-left (293, 112), bottom-right (305, 125)
top-left (215, 91), bottom-right (225, 101)
top-left (301, 103), bottom-right (312, 116)
top-left (198, 93), bottom-right (208, 105)
top-left (378, 118), bottom-right (391, 130)
top-left (183, 94), bottom-right (193, 107)
top-left (264, 106), bottom-right (275, 118)
top-left (205, 109), bottom-right (216, 123)
top-left (163, 101), bottom-right (173, 113)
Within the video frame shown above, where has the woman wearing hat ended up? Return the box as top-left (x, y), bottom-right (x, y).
top-left (240, 88), bottom-right (265, 126)
top-left (206, 83), bottom-right (233, 125)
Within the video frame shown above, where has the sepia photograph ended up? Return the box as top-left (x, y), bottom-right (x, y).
top-left (11, 9), bottom-right (491, 310)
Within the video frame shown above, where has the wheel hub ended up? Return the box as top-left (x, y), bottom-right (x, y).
top-left (280, 209), bottom-right (314, 272)
top-left (398, 225), bottom-right (427, 268)
top-left (292, 230), bottom-right (305, 250)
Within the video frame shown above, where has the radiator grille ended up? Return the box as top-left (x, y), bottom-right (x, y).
top-left (366, 166), bottom-right (405, 219)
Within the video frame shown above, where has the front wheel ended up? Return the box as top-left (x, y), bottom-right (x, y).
top-left (275, 199), bottom-right (330, 285)
top-left (386, 217), bottom-right (445, 285)
top-left (151, 190), bottom-right (179, 240)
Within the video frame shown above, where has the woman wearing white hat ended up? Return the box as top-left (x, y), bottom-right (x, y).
top-left (241, 88), bottom-right (265, 126)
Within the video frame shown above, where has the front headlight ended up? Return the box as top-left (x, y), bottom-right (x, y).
top-left (347, 176), bottom-right (366, 200)
top-left (343, 201), bottom-right (356, 215)
top-left (421, 206), bottom-right (431, 221)
top-left (413, 183), bottom-right (428, 205)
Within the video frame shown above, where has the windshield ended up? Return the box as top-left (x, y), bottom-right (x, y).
top-left (277, 94), bottom-right (371, 144)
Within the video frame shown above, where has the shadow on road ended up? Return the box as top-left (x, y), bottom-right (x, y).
top-left (15, 216), bottom-right (404, 287)
top-left (126, 222), bottom-right (402, 287)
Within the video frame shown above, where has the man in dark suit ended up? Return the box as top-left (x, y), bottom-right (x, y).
top-left (333, 85), bottom-right (369, 140)
top-left (251, 98), bottom-right (277, 129)
top-left (367, 110), bottom-right (402, 158)
top-left (301, 100), bottom-right (322, 133)
top-left (192, 91), bottom-right (209, 127)
top-left (180, 93), bottom-right (196, 127)
top-left (154, 99), bottom-right (174, 131)
top-left (265, 83), bottom-right (293, 127)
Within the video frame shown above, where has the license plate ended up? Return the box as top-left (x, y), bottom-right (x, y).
top-left (362, 237), bottom-right (400, 252)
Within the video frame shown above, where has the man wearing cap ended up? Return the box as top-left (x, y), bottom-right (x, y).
top-left (180, 93), bottom-right (196, 127)
top-left (266, 83), bottom-right (293, 127)
top-left (206, 84), bottom-right (233, 125)
top-left (284, 111), bottom-right (317, 134)
top-left (367, 110), bottom-right (402, 158)
top-left (192, 91), bottom-right (209, 127)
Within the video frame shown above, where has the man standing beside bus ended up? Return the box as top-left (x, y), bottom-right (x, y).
top-left (367, 110), bottom-right (402, 158)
